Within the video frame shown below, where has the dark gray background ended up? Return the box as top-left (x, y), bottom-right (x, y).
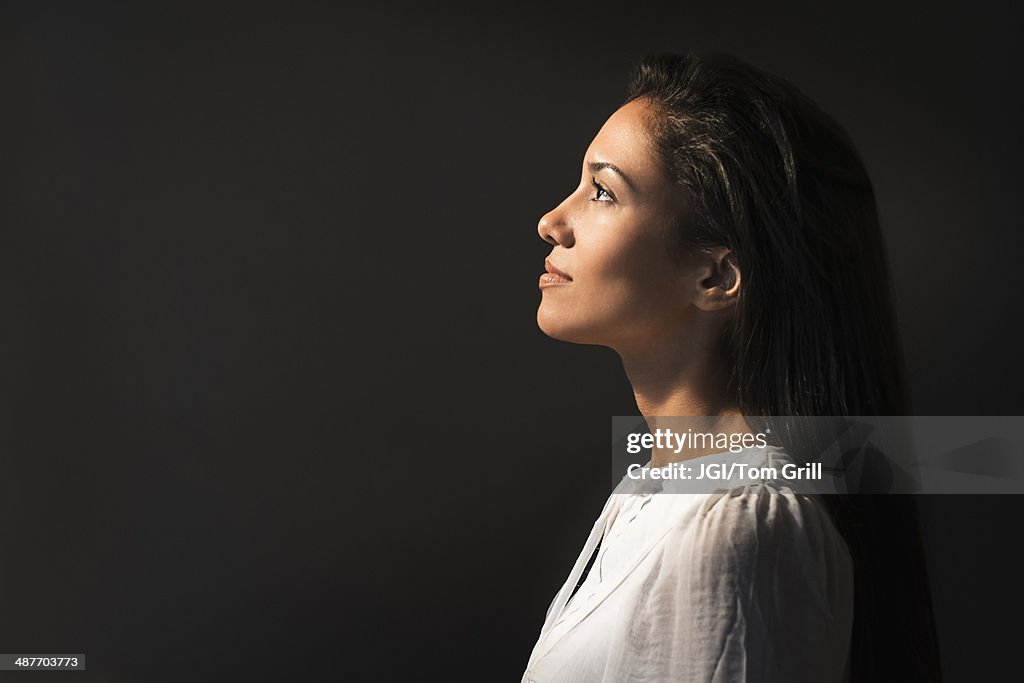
top-left (2, 1), bottom-right (1021, 680)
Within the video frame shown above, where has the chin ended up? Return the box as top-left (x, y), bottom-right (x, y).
top-left (536, 305), bottom-right (575, 342)
top-left (536, 306), bottom-right (600, 345)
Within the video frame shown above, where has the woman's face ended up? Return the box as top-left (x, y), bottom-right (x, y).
top-left (536, 98), bottom-right (702, 352)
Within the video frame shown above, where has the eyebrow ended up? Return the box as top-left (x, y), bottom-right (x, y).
top-left (587, 161), bottom-right (637, 193)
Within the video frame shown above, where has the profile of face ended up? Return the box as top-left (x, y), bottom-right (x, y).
top-left (537, 98), bottom-right (739, 356)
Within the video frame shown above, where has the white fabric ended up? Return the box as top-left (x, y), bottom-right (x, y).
top-left (522, 446), bottom-right (854, 682)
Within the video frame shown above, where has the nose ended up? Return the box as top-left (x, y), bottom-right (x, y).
top-left (537, 201), bottom-right (574, 248)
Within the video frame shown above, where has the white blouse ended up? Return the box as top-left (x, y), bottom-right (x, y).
top-left (522, 446), bottom-right (854, 682)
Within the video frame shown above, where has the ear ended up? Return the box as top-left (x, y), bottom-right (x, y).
top-left (691, 248), bottom-right (740, 312)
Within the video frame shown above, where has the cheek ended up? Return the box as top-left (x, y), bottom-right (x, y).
top-left (582, 231), bottom-right (677, 297)
top-left (537, 233), bottom-right (686, 344)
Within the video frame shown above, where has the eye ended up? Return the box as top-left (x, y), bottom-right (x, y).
top-left (590, 177), bottom-right (614, 203)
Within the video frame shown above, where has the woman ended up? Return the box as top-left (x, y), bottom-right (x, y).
top-left (523, 53), bottom-right (941, 681)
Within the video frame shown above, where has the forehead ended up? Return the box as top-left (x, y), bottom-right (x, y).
top-left (585, 98), bottom-right (663, 187)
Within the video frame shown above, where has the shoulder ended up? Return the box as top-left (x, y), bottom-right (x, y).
top-left (646, 490), bottom-right (855, 658)
top-left (622, 487), bottom-right (855, 680)
top-left (658, 490), bottom-right (853, 595)
top-left (695, 489), bottom-right (838, 544)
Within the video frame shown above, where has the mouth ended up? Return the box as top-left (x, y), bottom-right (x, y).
top-left (540, 258), bottom-right (573, 288)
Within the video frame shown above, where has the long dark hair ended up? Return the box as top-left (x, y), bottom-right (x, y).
top-left (625, 53), bottom-right (941, 681)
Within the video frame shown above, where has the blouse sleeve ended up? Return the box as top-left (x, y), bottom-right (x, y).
top-left (611, 490), bottom-right (854, 682)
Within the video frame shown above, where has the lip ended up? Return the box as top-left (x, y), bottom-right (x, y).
top-left (539, 273), bottom-right (572, 288)
top-left (542, 258), bottom-right (573, 287)
top-left (540, 259), bottom-right (572, 288)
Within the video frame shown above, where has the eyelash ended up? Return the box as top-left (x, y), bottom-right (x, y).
top-left (590, 178), bottom-right (614, 203)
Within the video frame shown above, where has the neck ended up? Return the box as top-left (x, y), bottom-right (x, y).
top-left (617, 327), bottom-right (750, 468)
